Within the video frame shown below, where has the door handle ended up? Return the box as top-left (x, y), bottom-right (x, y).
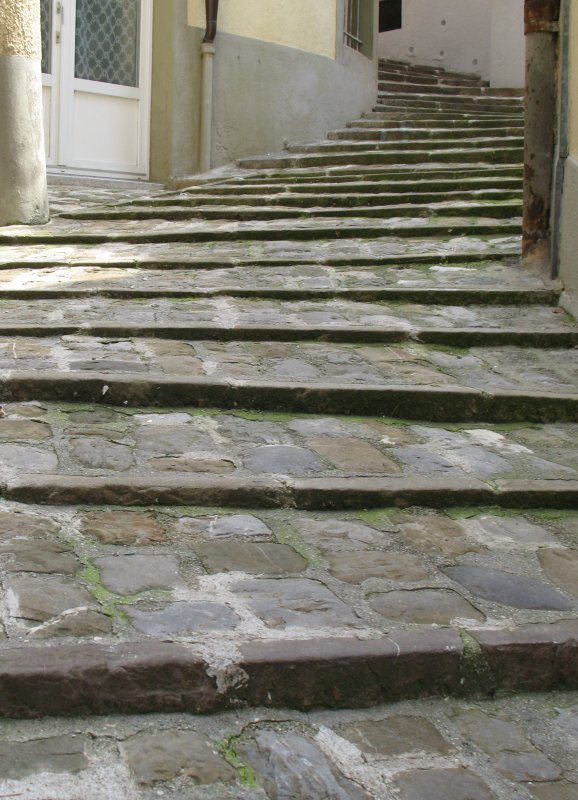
top-left (56, 1), bottom-right (64, 23)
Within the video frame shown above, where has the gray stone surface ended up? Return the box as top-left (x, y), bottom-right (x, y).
top-left (195, 542), bottom-right (307, 575)
top-left (0, 538), bottom-right (79, 574)
top-left (369, 589), bottom-right (485, 624)
top-left (79, 510), bottom-right (166, 545)
top-left (328, 551), bottom-right (430, 584)
top-left (122, 730), bottom-right (236, 785)
top-left (175, 513), bottom-right (272, 539)
top-left (395, 768), bottom-right (496, 800)
top-left (0, 735), bottom-right (89, 779)
top-left (233, 578), bottom-right (362, 629)
top-left (246, 445), bottom-right (325, 475)
top-left (125, 602), bottom-right (240, 636)
top-left (94, 555), bottom-right (184, 595)
top-left (6, 575), bottom-right (95, 621)
top-left (442, 566), bottom-right (574, 610)
top-left (338, 715), bottom-right (451, 756)
top-left (240, 729), bottom-right (372, 800)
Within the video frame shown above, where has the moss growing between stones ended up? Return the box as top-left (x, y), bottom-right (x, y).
top-left (458, 630), bottom-right (497, 696)
top-left (218, 735), bottom-right (260, 788)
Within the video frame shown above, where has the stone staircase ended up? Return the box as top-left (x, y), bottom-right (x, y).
top-left (0, 58), bottom-right (576, 746)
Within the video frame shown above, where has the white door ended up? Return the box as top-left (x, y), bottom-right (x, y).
top-left (41, 0), bottom-right (152, 178)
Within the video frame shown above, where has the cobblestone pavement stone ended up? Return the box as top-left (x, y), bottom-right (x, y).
top-left (0, 692), bottom-right (576, 799)
top-left (0, 57), bottom-right (576, 747)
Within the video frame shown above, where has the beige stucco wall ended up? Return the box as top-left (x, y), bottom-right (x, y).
top-left (378, 0), bottom-right (524, 86)
top-left (0, 0), bottom-right (40, 58)
top-left (187, 0), bottom-right (338, 59)
top-left (153, 0), bottom-right (377, 182)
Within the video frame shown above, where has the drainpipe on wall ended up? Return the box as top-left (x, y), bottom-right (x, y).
top-left (199, 0), bottom-right (219, 173)
top-left (0, 0), bottom-right (48, 225)
top-left (522, 0), bottom-right (561, 270)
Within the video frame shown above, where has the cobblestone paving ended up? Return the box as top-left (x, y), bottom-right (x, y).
top-left (0, 57), bottom-right (576, 750)
top-left (0, 693), bottom-right (576, 799)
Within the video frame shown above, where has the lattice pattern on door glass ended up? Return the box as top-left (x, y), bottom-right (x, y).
top-left (41, 0), bottom-right (52, 75)
top-left (74, 0), bottom-right (140, 87)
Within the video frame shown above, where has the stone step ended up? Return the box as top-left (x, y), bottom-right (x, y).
top-left (349, 117), bottom-right (524, 129)
top-left (212, 165), bottom-right (524, 185)
top-left (174, 180), bottom-right (522, 197)
top-left (2, 693), bottom-right (576, 793)
top-left (0, 260), bottom-right (548, 306)
top-left (379, 58), bottom-right (487, 80)
top-left (374, 101), bottom-right (523, 117)
top-left (378, 81), bottom-right (523, 98)
top-left (0, 215), bottom-right (523, 245)
top-left (125, 190), bottom-right (523, 209)
top-left (60, 200), bottom-right (523, 223)
top-left (0, 339), bottom-right (576, 421)
top-left (378, 68), bottom-right (489, 86)
top-left (0, 401), bottom-right (577, 490)
top-left (286, 137), bottom-right (523, 154)
top-left (363, 109), bottom-right (524, 121)
top-left (0, 298), bottom-right (571, 346)
top-left (237, 148), bottom-right (523, 170)
top-left (331, 126), bottom-right (524, 141)
top-left (377, 90), bottom-right (524, 105)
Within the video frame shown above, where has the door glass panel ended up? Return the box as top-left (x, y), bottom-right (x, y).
top-left (41, 0), bottom-right (53, 75)
top-left (74, 0), bottom-right (140, 87)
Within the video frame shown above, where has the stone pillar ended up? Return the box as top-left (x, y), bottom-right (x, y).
top-left (0, 0), bottom-right (49, 226)
top-left (522, 0), bottom-right (561, 269)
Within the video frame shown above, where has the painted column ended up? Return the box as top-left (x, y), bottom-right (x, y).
top-left (522, 0), bottom-right (560, 269)
top-left (0, 0), bottom-right (48, 226)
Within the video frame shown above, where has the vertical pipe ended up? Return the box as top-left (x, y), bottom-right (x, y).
top-left (199, 0), bottom-right (219, 174)
top-left (522, 0), bottom-right (561, 270)
top-left (0, 0), bottom-right (49, 225)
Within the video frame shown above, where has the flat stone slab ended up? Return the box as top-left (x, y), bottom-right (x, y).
top-left (0, 691), bottom-right (575, 799)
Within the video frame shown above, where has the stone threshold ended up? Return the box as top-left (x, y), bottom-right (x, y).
top-left (0, 621), bottom-right (576, 718)
top-left (3, 474), bottom-right (578, 510)
top-left (1, 373), bottom-right (577, 422)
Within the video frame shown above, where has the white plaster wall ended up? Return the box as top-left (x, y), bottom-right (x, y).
top-left (378, 0), bottom-right (492, 79)
top-left (489, 0), bottom-right (525, 87)
top-left (378, 0), bottom-right (524, 86)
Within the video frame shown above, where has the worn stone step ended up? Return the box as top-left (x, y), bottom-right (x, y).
top-left (174, 181), bottom-right (522, 198)
top-left (379, 59), bottom-right (487, 79)
top-left (0, 298), bottom-right (571, 346)
top-left (238, 148), bottom-right (523, 170)
top-left (209, 164), bottom-right (524, 186)
top-left (60, 200), bottom-right (523, 223)
top-left (377, 90), bottom-right (523, 105)
top-left (0, 235), bottom-right (522, 271)
top-left (124, 190), bottom-right (522, 210)
top-left (0, 401), bottom-right (577, 491)
top-left (378, 68), bottom-right (489, 86)
top-left (330, 126), bottom-right (524, 141)
top-left (349, 117), bottom-right (524, 129)
top-left (363, 109), bottom-right (524, 121)
top-left (1, 693), bottom-right (576, 794)
top-left (0, 338), bottom-right (576, 421)
top-left (286, 137), bottom-right (524, 154)
top-left (0, 267), bottom-right (552, 308)
top-left (378, 81), bottom-right (523, 98)
top-left (0, 215), bottom-right (523, 245)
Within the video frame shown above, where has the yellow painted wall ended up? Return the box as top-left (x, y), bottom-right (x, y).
top-left (187, 0), bottom-right (338, 59)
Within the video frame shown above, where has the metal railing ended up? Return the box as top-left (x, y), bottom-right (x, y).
top-left (344, 0), bottom-right (363, 51)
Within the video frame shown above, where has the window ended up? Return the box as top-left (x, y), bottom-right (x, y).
top-left (379, 0), bottom-right (402, 33)
top-left (344, 0), bottom-right (363, 52)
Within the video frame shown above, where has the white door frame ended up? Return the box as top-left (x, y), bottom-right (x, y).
top-left (43, 0), bottom-right (153, 179)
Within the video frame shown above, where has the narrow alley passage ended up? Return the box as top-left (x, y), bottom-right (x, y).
top-left (0, 60), bottom-right (576, 799)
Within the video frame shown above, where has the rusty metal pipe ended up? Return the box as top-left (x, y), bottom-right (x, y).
top-left (204, 0), bottom-right (219, 43)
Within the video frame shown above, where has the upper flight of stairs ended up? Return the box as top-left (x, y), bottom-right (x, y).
top-left (0, 59), bottom-right (576, 727)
